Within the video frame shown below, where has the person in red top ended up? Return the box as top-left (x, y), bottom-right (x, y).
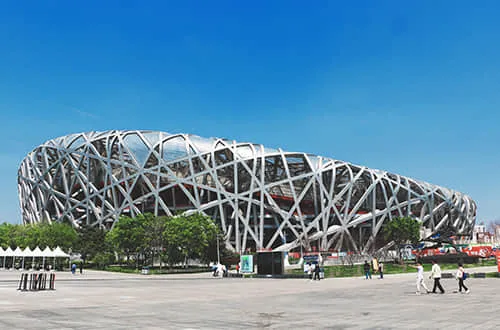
top-left (236, 264), bottom-right (240, 274)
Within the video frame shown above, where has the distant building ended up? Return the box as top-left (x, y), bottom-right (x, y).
top-left (476, 232), bottom-right (494, 244)
top-left (494, 224), bottom-right (500, 243)
top-left (471, 225), bottom-right (486, 244)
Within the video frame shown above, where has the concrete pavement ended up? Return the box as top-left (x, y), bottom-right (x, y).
top-left (0, 267), bottom-right (498, 329)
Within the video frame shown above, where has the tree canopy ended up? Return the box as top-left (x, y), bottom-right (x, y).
top-left (1, 212), bottom-right (222, 269)
top-left (162, 212), bottom-right (218, 266)
top-left (383, 216), bottom-right (421, 261)
top-left (0, 222), bottom-right (77, 250)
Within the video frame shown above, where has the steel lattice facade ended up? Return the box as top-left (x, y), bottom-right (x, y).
top-left (18, 130), bottom-right (476, 253)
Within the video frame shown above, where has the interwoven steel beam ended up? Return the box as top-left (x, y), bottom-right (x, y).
top-left (18, 130), bottom-right (476, 253)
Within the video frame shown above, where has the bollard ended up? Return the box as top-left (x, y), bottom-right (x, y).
top-left (38, 273), bottom-right (43, 290)
top-left (37, 273), bottom-right (44, 290)
top-left (31, 273), bottom-right (38, 291)
top-left (17, 273), bottom-right (24, 290)
top-left (23, 273), bottom-right (28, 291)
top-left (29, 273), bottom-right (34, 291)
top-left (33, 273), bottom-right (39, 291)
top-left (49, 273), bottom-right (56, 290)
top-left (18, 273), bottom-right (28, 291)
top-left (42, 273), bottom-right (47, 290)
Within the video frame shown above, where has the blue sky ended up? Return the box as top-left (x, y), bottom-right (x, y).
top-left (1, 1), bottom-right (499, 225)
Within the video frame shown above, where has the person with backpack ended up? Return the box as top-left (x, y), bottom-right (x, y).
top-left (363, 261), bottom-right (372, 279)
top-left (456, 263), bottom-right (470, 294)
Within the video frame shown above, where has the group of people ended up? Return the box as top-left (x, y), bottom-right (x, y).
top-left (363, 259), bottom-right (384, 279)
top-left (70, 262), bottom-right (83, 274)
top-left (362, 258), bottom-right (470, 295)
top-left (212, 263), bottom-right (227, 277)
top-left (411, 260), bottom-right (470, 295)
top-left (305, 262), bottom-right (322, 281)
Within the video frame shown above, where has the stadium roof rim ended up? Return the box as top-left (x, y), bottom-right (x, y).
top-left (28, 129), bottom-right (468, 199)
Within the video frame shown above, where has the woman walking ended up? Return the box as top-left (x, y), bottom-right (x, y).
top-left (410, 261), bottom-right (430, 294)
top-left (456, 263), bottom-right (470, 294)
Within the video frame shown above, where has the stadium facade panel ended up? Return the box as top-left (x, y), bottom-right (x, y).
top-left (18, 130), bottom-right (476, 253)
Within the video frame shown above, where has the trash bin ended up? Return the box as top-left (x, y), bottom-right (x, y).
top-left (141, 266), bottom-right (150, 275)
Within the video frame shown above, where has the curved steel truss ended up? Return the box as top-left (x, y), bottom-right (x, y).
top-left (18, 130), bottom-right (476, 253)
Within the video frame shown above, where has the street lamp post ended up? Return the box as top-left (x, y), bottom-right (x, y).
top-left (216, 234), bottom-right (220, 265)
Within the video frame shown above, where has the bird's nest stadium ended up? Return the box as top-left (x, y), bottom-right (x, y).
top-left (18, 130), bottom-right (476, 254)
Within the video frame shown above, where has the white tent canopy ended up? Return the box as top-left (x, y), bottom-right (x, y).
top-left (53, 246), bottom-right (70, 258)
top-left (13, 247), bottom-right (23, 257)
top-left (41, 247), bottom-right (53, 257)
top-left (0, 246), bottom-right (69, 262)
top-left (31, 246), bottom-right (43, 256)
top-left (22, 247), bottom-right (32, 257)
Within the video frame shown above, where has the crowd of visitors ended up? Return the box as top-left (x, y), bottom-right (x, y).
top-left (309, 257), bottom-right (471, 296)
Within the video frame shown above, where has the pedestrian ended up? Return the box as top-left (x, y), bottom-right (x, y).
top-left (363, 261), bottom-right (372, 279)
top-left (410, 261), bottom-right (430, 294)
top-left (314, 262), bottom-right (321, 281)
top-left (217, 263), bottom-right (224, 277)
top-left (456, 263), bottom-right (470, 294)
top-left (379, 261), bottom-right (384, 279)
top-left (372, 257), bottom-right (379, 274)
top-left (79, 262), bottom-right (83, 274)
top-left (307, 262), bottom-right (313, 280)
top-left (430, 259), bottom-right (445, 294)
top-left (236, 263), bottom-right (240, 274)
top-left (71, 263), bottom-right (76, 275)
top-left (212, 264), bottom-right (218, 277)
top-left (222, 264), bottom-right (228, 277)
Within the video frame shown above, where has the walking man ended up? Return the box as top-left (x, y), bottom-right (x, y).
top-left (430, 259), bottom-right (445, 294)
top-left (363, 261), bottom-right (372, 279)
top-left (314, 262), bottom-right (321, 281)
top-left (456, 263), bottom-right (470, 294)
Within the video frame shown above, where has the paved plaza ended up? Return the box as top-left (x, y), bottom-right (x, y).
top-left (0, 267), bottom-right (498, 329)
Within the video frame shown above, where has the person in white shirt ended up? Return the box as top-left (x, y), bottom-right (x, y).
top-left (456, 263), bottom-right (470, 293)
top-left (430, 259), bottom-right (445, 294)
top-left (410, 261), bottom-right (430, 294)
top-left (306, 262), bottom-right (313, 280)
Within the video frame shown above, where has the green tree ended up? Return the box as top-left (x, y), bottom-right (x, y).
top-left (163, 212), bottom-right (218, 267)
top-left (144, 214), bottom-right (168, 268)
top-left (383, 216), bottom-right (421, 263)
top-left (36, 222), bottom-right (78, 250)
top-left (0, 222), bottom-right (77, 250)
top-left (75, 224), bottom-right (108, 264)
top-left (107, 215), bottom-right (147, 267)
